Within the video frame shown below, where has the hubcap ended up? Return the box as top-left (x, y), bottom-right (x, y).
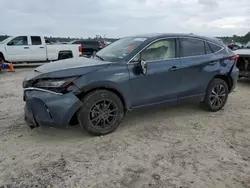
top-left (89, 100), bottom-right (118, 129)
top-left (209, 84), bottom-right (226, 108)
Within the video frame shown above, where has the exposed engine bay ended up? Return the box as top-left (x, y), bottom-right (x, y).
top-left (237, 56), bottom-right (250, 78)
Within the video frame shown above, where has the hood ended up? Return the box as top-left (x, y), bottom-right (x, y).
top-left (24, 57), bottom-right (112, 84)
top-left (234, 48), bottom-right (250, 56)
top-left (35, 57), bottom-right (111, 73)
top-left (28, 57), bottom-right (111, 78)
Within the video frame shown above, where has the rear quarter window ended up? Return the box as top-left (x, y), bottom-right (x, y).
top-left (208, 43), bottom-right (223, 53)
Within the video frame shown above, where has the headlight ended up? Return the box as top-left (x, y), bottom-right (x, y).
top-left (34, 77), bottom-right (77, 88)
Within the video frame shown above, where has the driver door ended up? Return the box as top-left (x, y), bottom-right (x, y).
top-left (127, 38), bottom-right (181, 107)
top-left (6, 36), bottom-right (31, 62)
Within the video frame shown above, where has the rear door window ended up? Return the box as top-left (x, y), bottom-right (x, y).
top-left (31, 36), bottom-right (42, 45)
top-left (180, 38), bottom-right (205, 57)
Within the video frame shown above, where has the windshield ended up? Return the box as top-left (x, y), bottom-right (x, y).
top-left (245, 41), bottom-right (250, 48)
top-left (0, 36), bottom-right (11, 43)
top-left (95, 37), bottom-right (148, 62)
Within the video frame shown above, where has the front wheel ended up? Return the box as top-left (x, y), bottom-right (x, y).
top-left (203, 78), bottom-right (229, 112)
top-left (78, 90), bottom-right (124, 136)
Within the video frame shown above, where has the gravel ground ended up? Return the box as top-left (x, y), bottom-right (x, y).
top-left (0, 69), bottom-right (250, 188)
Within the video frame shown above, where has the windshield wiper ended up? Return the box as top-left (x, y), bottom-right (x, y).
top-left (95, 54), bottom-right (105, 61)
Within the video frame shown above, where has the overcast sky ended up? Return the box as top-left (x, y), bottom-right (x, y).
top-left (0, 0), bottom-right (249, 38)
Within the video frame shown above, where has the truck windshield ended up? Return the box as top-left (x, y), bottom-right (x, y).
top-left (245, 42), bottom-right (250, 48)
top-left (0, 36), bottom-right (12, 43)
top-left (95, 37), bottom-right (147, 62)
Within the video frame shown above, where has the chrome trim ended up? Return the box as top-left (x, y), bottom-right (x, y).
top-left (127, 37), bottom-right (178, 64)
top-left (24, 87), bottom-right (63, 95)
top-left (127, 36), bottom-right (225, 64)
top-left (142, 57), bottom-right (180, 64)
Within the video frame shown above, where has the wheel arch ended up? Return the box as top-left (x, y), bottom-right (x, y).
top-left (0, 52), bottom-right (5, 61)
top-left (69, 84), bottom-right (130, 126)
top-left (213, 74), bottom-right (233, 92)
top-left (58, 50), bottom-right (73, 59)
top-left (76, 84), bottom-right (129, 111)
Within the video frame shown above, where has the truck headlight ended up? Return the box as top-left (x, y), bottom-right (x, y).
top-left (34, 77), bottom-right (77, 88)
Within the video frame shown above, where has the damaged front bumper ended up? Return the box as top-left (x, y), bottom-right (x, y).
top-left (24, 88), bottom-right (82, 129)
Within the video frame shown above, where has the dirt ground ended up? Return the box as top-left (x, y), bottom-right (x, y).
top-left (0, 68), bottom-right (250, 188)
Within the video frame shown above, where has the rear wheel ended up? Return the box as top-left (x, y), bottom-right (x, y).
top-left (203, 78), bottom-right (229, 112)
top-left (77, 90), bottom-right (124, 136)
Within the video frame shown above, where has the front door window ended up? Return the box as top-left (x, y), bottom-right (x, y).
top-left (8, 36), bottom-right (28, 46)
top-left (141, 39), bottom-right (176, 62)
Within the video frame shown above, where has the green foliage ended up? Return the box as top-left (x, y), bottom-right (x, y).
top-left (217, 32), bottom-right (250, 44)
top-left (0, 35), bottom-right (118, 43)
top-left (0, 35), bottom-right (9, 41)
top-left (0, 32), bottom-right (249, 44)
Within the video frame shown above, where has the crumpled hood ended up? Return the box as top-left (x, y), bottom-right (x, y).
top-left (35, 57), bottom-right (111, 73)
top-left (234, 49), bottom-right (250, 56)
top-left (25, 57), bottom-right (112, 81)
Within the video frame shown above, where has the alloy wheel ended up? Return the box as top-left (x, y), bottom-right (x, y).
top-left (209, 84), bottom-right (226, 108)
top-left (89, 99), bottom-right (118, 129)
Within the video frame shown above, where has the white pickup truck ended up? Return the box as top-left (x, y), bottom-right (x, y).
top-left (0, 35), bottom-right (82, 63)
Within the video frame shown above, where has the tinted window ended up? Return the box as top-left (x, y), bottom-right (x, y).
top-left (141, 39), bottom-right (176, 62)
top-left (180, 38), bottom-right (205, 57)
top-left (208, 43), bottom-right (223, 53)
top-left (72, 41), bottom-right (82, 44)
top-left (8, 36), bottom-right (28, 46)
top-left (205, 42), bottom-right (213, 54)
top-left (31, 36), bottom-right (42, 45)
top-left (82, 41), bottom-right (99, 45)
top-left (73, 40), bottom-right (99, 46)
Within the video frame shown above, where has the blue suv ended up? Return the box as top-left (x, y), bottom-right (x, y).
top-left (23, 33), bottom-right (239, 135)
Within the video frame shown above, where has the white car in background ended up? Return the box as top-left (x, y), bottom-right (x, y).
top-left (0, 35), bottom-right (82, 63)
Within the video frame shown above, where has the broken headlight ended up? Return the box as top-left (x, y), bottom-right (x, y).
top-left (34, 77), bottom-right (77, 92)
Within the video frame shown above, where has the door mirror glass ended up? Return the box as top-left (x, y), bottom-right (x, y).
top-left (139, 60), bottom-right (147, 75)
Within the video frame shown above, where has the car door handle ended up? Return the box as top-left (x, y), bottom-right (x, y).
top-left (39, 47), bottom-right (44, 49)
top-left (24, 47), bottom-right (29, 49)
top-left (209, 61), bottom-right (217, 65)
top-left (168, 66), bottom-right (178, 71)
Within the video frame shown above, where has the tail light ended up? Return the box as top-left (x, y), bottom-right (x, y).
top-left (78, 46), bottom-right (83, 53)
top-left (230, 55), bottom-right (239, 62)
top-left (99, 43), bottom-right (105, 49)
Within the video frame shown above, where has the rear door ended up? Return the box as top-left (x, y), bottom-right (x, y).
top-left (29, 36), bottom-right (47, 61)
top-left (177, 37), bottom-right (222, 103)
top-left (5, 36), bottom-right (30, 62)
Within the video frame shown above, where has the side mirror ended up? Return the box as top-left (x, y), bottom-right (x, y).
top-left (139, 60), bottom-right (147, 75)
top-left (7, 41), bottom-right (14, 46)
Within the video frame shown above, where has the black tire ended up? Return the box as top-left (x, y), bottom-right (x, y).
top-left (0, 53), bottom-right (5, 62)
top-left (77, 90), bottom-right (124, 136)
top-left (203, 78), bottom-right (229, 112)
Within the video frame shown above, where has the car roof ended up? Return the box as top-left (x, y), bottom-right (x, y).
top-left (127, 33), bottom-right (222, 45)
